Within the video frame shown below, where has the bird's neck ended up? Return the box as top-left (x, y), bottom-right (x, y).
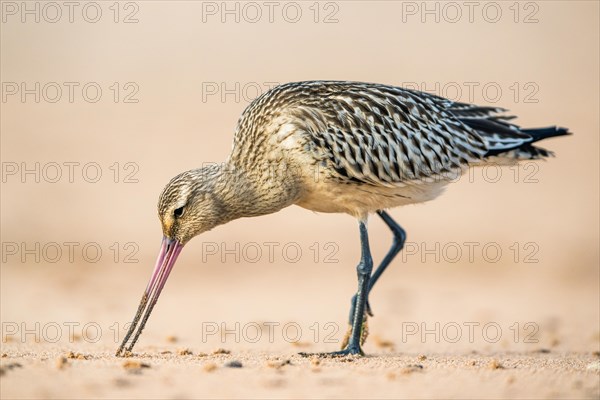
top-left (203, 161), bottom-right (302, 222)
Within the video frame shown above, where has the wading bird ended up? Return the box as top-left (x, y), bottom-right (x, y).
top-left (116, 81), bottom-right (569, 357)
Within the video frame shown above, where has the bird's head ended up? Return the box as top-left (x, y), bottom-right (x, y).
top-left (157, 168), bottom-right (226, 245)
top-left (115, 165), bottom-right (229, 356)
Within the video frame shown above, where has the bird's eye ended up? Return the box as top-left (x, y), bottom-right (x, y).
top-left (173, 206), bottom-right (185, 218)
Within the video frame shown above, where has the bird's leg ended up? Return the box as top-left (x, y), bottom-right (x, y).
top-left (342, 210), bottom-right (406, 349)
top-left (368, 210), bottom-right (407, 291)
top-left (343, 220), bottom-right (373, 355)
top-left (301, 220), bottom-right (373, 357)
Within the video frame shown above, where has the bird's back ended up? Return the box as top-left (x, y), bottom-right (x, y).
top-left (228, 81), bottom-right (568, 217)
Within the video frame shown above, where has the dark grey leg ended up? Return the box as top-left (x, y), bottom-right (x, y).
top-left (299, 219), bottom-right (373, 357)
top-left (347, 210), bottom-right (406, 329)
top-left (343, 220), bottom-right (373, 354)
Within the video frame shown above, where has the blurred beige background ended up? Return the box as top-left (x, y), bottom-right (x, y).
top-left (1, 1), bottom-right (598, 398)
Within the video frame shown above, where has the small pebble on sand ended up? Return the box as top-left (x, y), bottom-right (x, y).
top-left (373, 336), bottom-right (395, 349)
top-left (203, 363), bottom-right (218, 372)
top-left (535, 348), bottom-right (551, 354)
top-left (290, 341), bottom-right (310, 348)
top-left (225, 360), bottom-right (243, 368)
top-left (212, 348), bottom-right (231, 355)
top-left (166, 335), bottom-right (178, 343)
top-left (56, 357), bottom-right (68, 370)
top-left (69, 334), bottom-right (82, 342)
top-left (400, 364), bottom-right (423, 375)
top-left (177, 348), bottom-right (193, 356)
top-left (266, 359), bottom-right (291, 369)
top-left (309, 357), bottom-right (321, 372)
top-left (488, 359), bottom-right (504, 370)
top-left (66, 351), bottom-right (89, 360)
top-left (113, 378), bottom-right (131, 388)
top-left (122, 360), bottom-right (150, 372)
top-left (0, 362), bottom-right (22, 376)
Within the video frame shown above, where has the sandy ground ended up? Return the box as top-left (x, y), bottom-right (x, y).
top-left (1, 349), bottom-right (599, 399)
top-left (1, 258), bottom-right (599, 399)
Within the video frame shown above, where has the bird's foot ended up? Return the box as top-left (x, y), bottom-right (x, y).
top-left (298, 346), bottom-right (363, 358)
top-left (341, 312), bottom-right (370, 350)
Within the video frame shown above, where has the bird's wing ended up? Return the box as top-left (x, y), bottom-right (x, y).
top-left (284, 82), bottom-right (496, 186)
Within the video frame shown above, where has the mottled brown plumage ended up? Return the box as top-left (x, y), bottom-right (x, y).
top-left (117, 81), bottom-right (570, 357)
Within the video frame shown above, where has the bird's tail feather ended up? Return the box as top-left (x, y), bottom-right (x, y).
top-left (461, 118), bottom-right (571, 160)
top-left (487, 126), bottom-right (570, 159)
top-left (521, 126), bottom-right (571, 143)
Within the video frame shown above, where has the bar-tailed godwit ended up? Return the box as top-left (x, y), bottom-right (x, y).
top-left (116, 81), bottom-right (570, 357)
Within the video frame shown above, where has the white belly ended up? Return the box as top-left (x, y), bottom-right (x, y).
top-left (295, 178), bottom-right (450, 219)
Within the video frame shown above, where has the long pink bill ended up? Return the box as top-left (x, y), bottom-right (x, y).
top-left (116, 237), bottom-right (183, 357)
